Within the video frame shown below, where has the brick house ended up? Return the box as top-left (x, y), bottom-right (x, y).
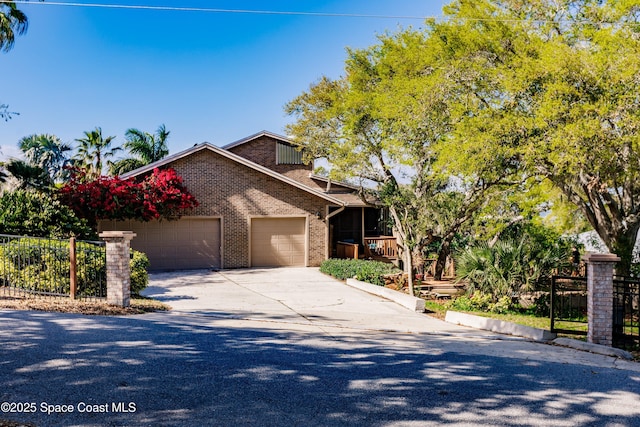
top-left (99, 131), bottom-right (393, 270)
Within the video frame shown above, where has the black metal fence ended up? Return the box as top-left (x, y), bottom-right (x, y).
top-left (550, 275), bottom-right (588, 336)
top-left (0, 234), bottom-right (106, 300)
top-left (613, 277), bottom-right (640, 350)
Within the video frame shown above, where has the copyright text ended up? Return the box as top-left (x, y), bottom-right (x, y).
top-left (0, 401), bottom-right (137, 414)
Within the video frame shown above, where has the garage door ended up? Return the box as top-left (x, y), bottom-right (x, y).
top-left (251, 217), bottom-right (306, 267)
top-left (100, 218), bottom-right (221, 270)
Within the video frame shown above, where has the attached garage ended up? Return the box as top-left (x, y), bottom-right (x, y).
top-left (100, 217), bottom-right (221, 270)
top-left (250, 217), bottom-right (307, 267)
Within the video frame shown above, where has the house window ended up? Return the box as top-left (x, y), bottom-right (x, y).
top-left (276, 141), bottom-right (303, 165)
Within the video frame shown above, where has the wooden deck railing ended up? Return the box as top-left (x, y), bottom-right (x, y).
top-left (364, 236), bottom-right (397, 261)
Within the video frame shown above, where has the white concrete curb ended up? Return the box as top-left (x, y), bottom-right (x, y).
top-left (445, 310), bottom-right (557, 342)
top-left (552, 337), bottom-right (634, 360)
top-left (345, 278), bottom-right (425, 312)
top-left (445, 311), bottom-right (636, 360)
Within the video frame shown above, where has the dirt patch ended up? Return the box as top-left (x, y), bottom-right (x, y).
top-left (0, 296), bottom-right (170, 315)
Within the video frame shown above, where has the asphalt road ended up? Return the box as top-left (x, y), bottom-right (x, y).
top-left (1, 268), bottom-right (640, 426)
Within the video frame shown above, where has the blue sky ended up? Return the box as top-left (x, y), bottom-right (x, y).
top-left (1, 0), bottom-right (447, 161)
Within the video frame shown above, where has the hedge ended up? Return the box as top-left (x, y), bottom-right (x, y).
top-left (320, 258), bottom-right (401, 287)
top-left (0, 237), bottom-right (149, 297)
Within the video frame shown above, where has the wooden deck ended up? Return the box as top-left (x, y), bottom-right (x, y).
top-left (383, 272), bottom-right (465, 299)
top-left (363, 236), bottom-right (398, 263)
top-left (417, 278), bottom-right (466, 299)
top-left (335, 236), bottom-right (399, 263)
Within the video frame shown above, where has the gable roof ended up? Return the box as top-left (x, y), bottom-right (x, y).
top-left (120, 142), bottom-right (357, 206)
top-left (222, 130), bottom-right (295, 150)
top-left (309, 174), bottom-right (363, 192)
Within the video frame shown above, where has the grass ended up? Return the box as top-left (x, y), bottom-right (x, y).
top-left (424, 299), bottom-right (588, 333)
top-left (0, 295), bottom-right (170, 315)
top-left (424, 300), bottom-right (448, 320)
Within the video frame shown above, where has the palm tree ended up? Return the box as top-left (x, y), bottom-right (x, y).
top-left (18, 134), bottom-right (72, 183)
top-left (2, 159), bottom-right (51, 191)
top-left (0, 2), bottom-right (28, 53)
top-left (74, 127), bottom-right (120, 178)
top-left (109, 124), bottom-right (170, 175)
top-left (456, 233), bottom-right (572, 300)
top-left (1, 2), bottom-right (29, 120)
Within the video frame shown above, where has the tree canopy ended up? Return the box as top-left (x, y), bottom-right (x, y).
top-left (427, 0), bottom-right (640, 274)
top-left (1, 1), bottom-right (39, 120)
top-left (74, 127), bottom-right (120, 178)
top-left (2, 133), bottom-right (72, 190)
top-left (285, 20), bottom-right (512, 287)
top-left (0, 1), bottom-right (28, 53)
top-left (109, 125), bottom-right (170, 175)
top-left (287, 0), bottom-right (640, 276)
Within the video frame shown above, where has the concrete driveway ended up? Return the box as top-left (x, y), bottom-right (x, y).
top-left (143, 267), bottom-right (474, 335)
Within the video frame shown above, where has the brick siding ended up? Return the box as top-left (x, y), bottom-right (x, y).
top-left (168, 148), bottom-right (328, 268)
top-left (227, 135), bottom-right (317, 186)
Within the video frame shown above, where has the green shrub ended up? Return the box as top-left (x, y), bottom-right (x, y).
top-left (447, 293), bottom-right (492, 312)
top-left (488, 295), bottom-right (515, 314)
top-left (0, 237), bottom-right (149, 297)
top-left (0, 238), bottom-right (70, 293)
top-left (456, 225), bottom-right (573, 300)
top-left (526, 293), bottom-right (550, 317)
top-left (130, 250), bottom-right (150, 295)
top-left (320, 258), bottom-right (401, 286)
top-left (0, 189), bottom-right (93, 238)
top-left (447, 293), bottom-right (517, 314)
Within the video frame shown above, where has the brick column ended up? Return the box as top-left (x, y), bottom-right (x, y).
top-left (100, 231), bottom-right (136, 307)
top-left (583, 253), bottom-right (620, 347)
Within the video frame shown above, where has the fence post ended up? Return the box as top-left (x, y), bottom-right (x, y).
top-left (583, 253), bottom-right (620, 347)
top-left (99, 231), bottom-right (136, 307)
top-left (69, 236), bottom-right (77, 300)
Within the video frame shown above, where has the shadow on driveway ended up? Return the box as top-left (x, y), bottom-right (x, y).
top-left (1, 310), bottom-right (639, 426)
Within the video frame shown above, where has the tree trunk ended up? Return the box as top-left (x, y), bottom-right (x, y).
top-left (386, 204), bottom-right (416, 296)
top-left (434, 239), bottom-right (451, 281)
top-left (553, 175), bottom-right (639, 278)
top-left (610, 226), bottom-right (640, 277)
top-left (404, 246), bottom-right (415, 297)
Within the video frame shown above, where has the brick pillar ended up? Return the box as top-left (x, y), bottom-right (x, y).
top-left (583, 253), bottom-right (620, 347)
top-left (100, 231), bottom-right (136, 307)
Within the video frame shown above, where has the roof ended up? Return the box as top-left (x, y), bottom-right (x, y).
top-left (120, 142), bottom-right (363, 207)
top-left (222, 130), bottom-right (295, 150)
top-left (309, 174), bottom-right (364, 192)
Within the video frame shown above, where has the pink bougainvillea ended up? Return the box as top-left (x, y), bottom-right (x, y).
top-left (58, 167), bottom-right (199, 224)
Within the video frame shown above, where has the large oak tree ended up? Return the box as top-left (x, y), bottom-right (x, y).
top-left (431, 0), bottom-right (640, 275)
top-left (285, 30), bottom-right (510, 291)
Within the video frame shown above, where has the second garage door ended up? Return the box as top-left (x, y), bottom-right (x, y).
top-left (251, 217), bottom-right (307, 267)
top-left (100, 217), bottom-right (221, 270)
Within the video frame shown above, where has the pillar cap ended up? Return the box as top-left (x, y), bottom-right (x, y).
top-left (582, 252), bottom-right (621, 263)
top-left (99, 231), bottom-right (137, 240)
